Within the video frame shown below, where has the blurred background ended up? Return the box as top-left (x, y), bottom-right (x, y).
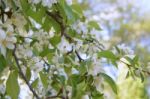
top-left (74, 0), bottom-right (150, 98)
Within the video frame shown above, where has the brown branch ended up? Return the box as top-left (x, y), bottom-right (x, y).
top-left (13, 44), bottom-right (40, 99)
top-left (85, 38), bottom-right (104, 51)
top-left (46, 95), bottom-right (64, 99)
top-left (120, 59), bottom-right (150, 76)
top-left (46, 88), bottom-right (64, 99)
top-left (140, 69), bottom-right (150, 75)
top-left (46, 10), bottom-right (73, 43)
top-left (75, 50), bottom-right (84, 62)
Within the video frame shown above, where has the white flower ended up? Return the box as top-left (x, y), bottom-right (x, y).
top-left (0, 27), bottom-right (16, 57)
top-left (57, 37), bottom-right (72, 53)
top-left (117, 44), bottom-right (134, 54)
top-left (71, 21), bottom-right (88, 34)
top-left (42, 0), bottom-right (57, 8)
top-left (0, 84), bottom-right (5, 94)
top-left (31, 57), bottom-right (44, 73)
top-left (16, 44), bottom-right (33, 58)
top-left (30, 0), bottom-right (41, 4)
top-left (11, 13), bottom-right (27, 29)
top-left (66, 0), bottom-right (72, 5)
top-left (82, 95), bottom-right (89, 99)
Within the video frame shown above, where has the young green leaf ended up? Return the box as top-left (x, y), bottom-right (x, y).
top-left (26, 67), bottom-right (31, 81)
top-left (98, 73), bottom-right (117, 94)
top-left (49, 35), bottom-right (61, 47)
top-left (31, 78), bottom-right (39, 88)
top-left (39, 72), bottom-right (48, 88)
top-left (0, 55), bottom-right (7, 73)
top-left (6, 71), bottom-right (20, 99)
top-left (88, 21), bottom-right (101, 30)
top-left (98, 50), bottom-right (117, 60)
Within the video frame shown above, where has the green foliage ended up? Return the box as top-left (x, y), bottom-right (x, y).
top-left (31, 78), bottom-right (39, 88)
top-left (0, 0), bottom-right (147, 99)
top-left (88, 21), bottom-right (101, 30)
top-left (26, 67), bottom-right (31, 81)
top-left (98, 73), bottom-right (118, 94)
top-left (6, 71), bottom-right (19, 99)
top-left (98, 50), bottom-right (117, 60)
top-left (39, 72), bottom-right (48, 88)
top-left (0, 55), bottom-right (7, 73)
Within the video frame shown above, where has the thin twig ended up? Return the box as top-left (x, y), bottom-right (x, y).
top-left (46, 88), bottom-right (64, 99)
top-left (120, 59), bottom-right (150, 75)
top-left (13, 44), bottom-right (40, 99)
top-left (75, 50), bottom-right (84, 62)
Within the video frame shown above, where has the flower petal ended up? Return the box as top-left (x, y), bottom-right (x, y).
top-left (0, 29), bottom-right (6, 40)
top-left (6, 43), bottom-right (14, 49)
top-left (0, 46), bottom-right (6, 57)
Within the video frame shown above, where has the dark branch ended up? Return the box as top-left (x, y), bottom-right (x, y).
top-left (46, 88), bottom-right (64, 99)
top-left (46, 10), bottom-right (73, 43)
top-left (75, 50), bottom-right (84, 62)
top-left (120, 59), bottom-right (150, 76)
top-left (13, 44), bottom-right (40, 99)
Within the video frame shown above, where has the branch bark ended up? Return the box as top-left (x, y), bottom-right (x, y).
top-left (13, 44), bottom-right (40, 99)
top-left (46, 10), bottom-right (73, 42)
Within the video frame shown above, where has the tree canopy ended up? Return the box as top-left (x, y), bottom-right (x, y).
top-left (0, 0), bottom-right (149, 99)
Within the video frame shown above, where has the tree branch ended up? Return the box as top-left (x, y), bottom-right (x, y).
top-left (120, 59), bottom-right (150, 76)
top-left (46, 87), bottom-right (64, 99)
top-left (75, 50), bottom-right (84, 62)
top-left (13, 44), bottom-right (40, 99)
top-left (46, 10), bottom-right (73, 43)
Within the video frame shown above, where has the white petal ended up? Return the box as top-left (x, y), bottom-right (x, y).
top-left (7, 25), bottom-right (14, 32)
top-left (26, 50), bottom-right (33, 57)
top-left (66, 0), bottom-right (72, 5)
top-left (0, 29), bottom-right (6, 40)
top-left (6, 43), bottom-right (14, 49)
top-left (6, 37), bottom-right (17, 43)
top-left (0, 46), bottom-right (6, 57)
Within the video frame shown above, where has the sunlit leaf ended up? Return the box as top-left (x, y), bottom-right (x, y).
top-left (31, 78), bottom-right (39, 88)
top-left (98, 50), bottom-right (117, 60)
top-left (49, 35), bottom-right (61, 47)
top-left (26, 67), bottom-right (31, 81)
top-left (88, 21), bottom-right (101, 30)
top-left (39, 72), bottom-right (48, 88)
top-left (98, 73), bottom-right (117, 94)
top-left (0, 55), bottom-right (7, 73)
top-left (6, 71), bottom-right (19, 99)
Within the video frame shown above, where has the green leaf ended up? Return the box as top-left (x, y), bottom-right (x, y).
top-left (30, 38), bottom-right (39, 46)
top-left (133, 55), bottom-right (139, 67)
top-left (140, 72), bottom-right (144, 82)
top-left (98, 50), bottom-right (117, 60)
top-left (59, 0), bottom-right (76, 24)
top-left (71, 4), bottom-right (83, 18)
top-left (123, 56), bottom-right (133, 66)
top-left (0, 55), bottom-right (7, 73)
top-left (98, 73), bottom-right (117, 94)
top-left (68, 74), bottom-right (79, 96)
top-left (6, 71), bottom-right (19, 99)
top-left (39, 47), bottom-right (55, 57)
top-left (91, 90), bottom-right (104, 99)
top-left (49, 35), bottom-right (61, 47)
top-left (42, 16), bottom-right (52, 32)
top-left (26, 8), bottom-right (43, 24)
top-left (31, 78), bottom-right (39, 88)
top-left (39, 72), bottom-right (48, 88)
top-left (26, 67), bottom-right (31, 81)
top-left (88, 21), bottom-right (101, 30)
top-left (46, 16), bottom-right (61, 33)
top-left (72, 4), bottom-right (83, 15)
top-left (20, 0), bottom-right (29, 12)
